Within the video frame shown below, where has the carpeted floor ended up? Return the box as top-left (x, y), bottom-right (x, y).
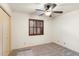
top-left (9, 43), bottom-right (79, 56)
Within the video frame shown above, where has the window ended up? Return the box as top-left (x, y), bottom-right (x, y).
top-left (29, 19), bottom-right (44, 36)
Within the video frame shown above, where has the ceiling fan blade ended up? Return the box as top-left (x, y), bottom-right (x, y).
top-left (53, 11), bottom-right (63, 13)
top-left (36, 9), bottom-right (45, 11)
top-left (39, 13), bottom-right (44, 16)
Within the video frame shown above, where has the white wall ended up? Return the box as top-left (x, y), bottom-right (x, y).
top-left (51, 9), bottom-right (79, 53)
top-left (12, 11), bottom-right (53, 49)
top-left (12, 9), bottom-right (79, 53)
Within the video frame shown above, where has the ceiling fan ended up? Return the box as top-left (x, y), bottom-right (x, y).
top-left (36, 3), bottom-right (63, 17)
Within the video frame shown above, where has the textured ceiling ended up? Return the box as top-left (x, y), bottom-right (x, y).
top-left (9, 3), bottom-right (79, 16)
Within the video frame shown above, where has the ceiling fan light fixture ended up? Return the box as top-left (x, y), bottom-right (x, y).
top-left (45, 11), bottom-right (52, 16)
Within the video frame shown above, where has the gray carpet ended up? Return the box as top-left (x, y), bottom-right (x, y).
top-left (9, 43), bottom-right (79, 56)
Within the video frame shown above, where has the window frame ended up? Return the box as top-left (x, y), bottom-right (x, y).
top-left (29, 19), bottom-right (44, 36)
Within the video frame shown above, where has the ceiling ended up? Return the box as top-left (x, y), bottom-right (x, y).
top-left (9, 3), bottom-right (79, 16)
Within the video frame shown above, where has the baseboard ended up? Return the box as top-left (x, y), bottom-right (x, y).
top-left (52, 41), bottom-right (79, 54)
top-left (9, 42), bottom-right (53, 55)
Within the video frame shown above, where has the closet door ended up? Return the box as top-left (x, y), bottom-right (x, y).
top-left (0, 8), bottom-right (3, 56)
top-left (2, 9), bottom-right (10, 56)
top-left (0, 8), bottom-right (11, 56)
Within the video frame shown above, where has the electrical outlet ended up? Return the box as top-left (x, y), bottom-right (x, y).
top-left (57, 40), bottom-right (59, 42)
top-left (24, 42), bottom-right (26, 45)
top-left (64, 42), bottom-right (65, 45)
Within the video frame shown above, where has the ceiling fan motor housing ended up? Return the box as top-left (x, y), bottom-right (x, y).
top-left (44, 3), bottom-right (57, 10)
